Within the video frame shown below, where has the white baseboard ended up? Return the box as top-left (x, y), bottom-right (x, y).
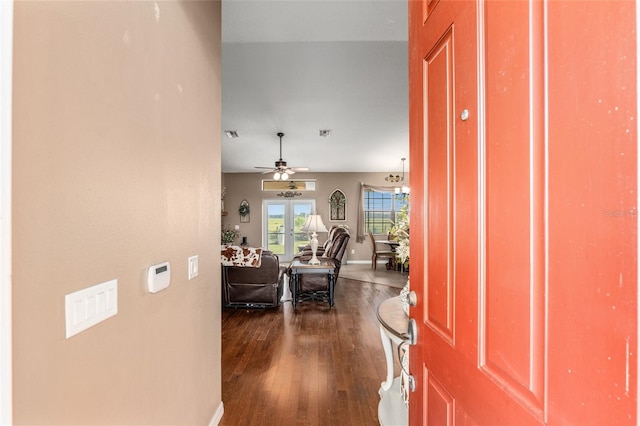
top-left (209, 401), bottom-right (224, 426)
top-left (343, 260), bottom-right (370, 265)
top-left (343, 260), bottom-right (393, 266)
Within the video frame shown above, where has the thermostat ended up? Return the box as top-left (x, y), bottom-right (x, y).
top-left (147, 261), bottom-right (170, 293)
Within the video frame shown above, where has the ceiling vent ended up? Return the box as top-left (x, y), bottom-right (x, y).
top-left (319, 129), bottom-right (332, 137)
top-left (224, 130), bottom-right (239, 138)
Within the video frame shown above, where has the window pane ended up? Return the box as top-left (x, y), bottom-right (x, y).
top-left (364, 190), bottom-right (397, 235)
top-left (266, 204), bottom-right (285, 254)
top-left (293, 203), bottom-right (312, 248)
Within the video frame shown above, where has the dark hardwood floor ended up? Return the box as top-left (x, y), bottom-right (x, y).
top-left (220, 277), bottom-right (401, 425)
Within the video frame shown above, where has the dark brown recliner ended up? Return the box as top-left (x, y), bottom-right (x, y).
top-left (222, 250), bottom-right (285, 308)
top-left (288, 226), bottom-right (351, 294)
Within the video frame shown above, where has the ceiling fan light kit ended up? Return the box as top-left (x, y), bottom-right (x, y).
top-left (255, 132), bottom-right (309, 180)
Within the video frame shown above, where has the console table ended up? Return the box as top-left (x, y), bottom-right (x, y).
top-left (289, 259), bottom-right (337, 308)
top-left (376, 296), bottom-right (409, 426)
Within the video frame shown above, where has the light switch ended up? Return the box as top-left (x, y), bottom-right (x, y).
top-left (65, 279), bottom-right (117, 338)
top-left (188, 255), bottom-right (199, 280)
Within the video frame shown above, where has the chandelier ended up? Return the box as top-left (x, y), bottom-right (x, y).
top-left (385, 157), bottom-right (406, 183)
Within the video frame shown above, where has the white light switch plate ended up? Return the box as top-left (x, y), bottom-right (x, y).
top-left (65, 279), bottom-right (117, 338)
top-left (188, 255), bottom-right (199, 280)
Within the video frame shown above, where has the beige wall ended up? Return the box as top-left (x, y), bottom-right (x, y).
top-left (222, 172), bottom-right (409, 262)
top-left (12, 1), bottom-right (222, 424)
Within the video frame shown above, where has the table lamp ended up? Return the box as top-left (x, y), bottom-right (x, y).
top-left (302, 214), bottom-right (328, 265)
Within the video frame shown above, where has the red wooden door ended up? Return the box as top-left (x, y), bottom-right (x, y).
top-left (408, 1), bottom-right (637, 424)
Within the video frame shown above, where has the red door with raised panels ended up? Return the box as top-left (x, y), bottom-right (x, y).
top-left (408, 0), bottom-right (637, 424)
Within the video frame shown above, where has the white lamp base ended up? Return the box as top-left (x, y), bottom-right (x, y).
top-left (280, 274), bottom-right (292, 302)
top-left (309, 231), bottom-right (321, 265)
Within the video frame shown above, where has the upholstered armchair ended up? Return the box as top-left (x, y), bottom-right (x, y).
top-left (296, 226), bottom-right (349, 260)
top-left (289, 226), bottom-right (351, 293)
top-left (221, 247), bottom-right (285, 308)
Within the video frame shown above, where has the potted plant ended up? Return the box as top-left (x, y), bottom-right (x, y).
top-left (389, 193), bottom-right (410, 314)
top-left (221, 225), bottom-right (241, 245)
top-left (389, 194), bottom-right (409, 268)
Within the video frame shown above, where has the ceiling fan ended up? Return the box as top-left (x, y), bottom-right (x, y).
top-left (254, 132), bottom-right (309, 180)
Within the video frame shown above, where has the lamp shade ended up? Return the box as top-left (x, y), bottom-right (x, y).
top-left (303, 214), bottom-right (328, 265)
top-left (302, 214), bottom-right (328, 233)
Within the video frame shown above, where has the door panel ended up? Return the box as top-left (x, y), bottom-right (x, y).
top-left (481, 0), bottom-right (546, 411)
top-left (410, 0), bottom-right (636, 425)
top-left (426, 371), bottom-right (454, 425)
top-left (425, 27), bottom-right (454, 342)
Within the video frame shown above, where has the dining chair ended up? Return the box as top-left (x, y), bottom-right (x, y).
top-left (367, 230), bottom-right (396, 270)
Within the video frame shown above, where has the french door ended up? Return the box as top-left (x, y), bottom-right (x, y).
top-left (263, 199), bottom-right (315, 262)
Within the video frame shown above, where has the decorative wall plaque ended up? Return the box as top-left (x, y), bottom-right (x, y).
top-left (329, 189), bottom-right (346, 221)
top-left (239, 199), bottom-right (250, 223)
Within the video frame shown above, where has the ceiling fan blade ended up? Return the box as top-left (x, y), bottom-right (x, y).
top-left (253, 133), bottom-right (309, 175)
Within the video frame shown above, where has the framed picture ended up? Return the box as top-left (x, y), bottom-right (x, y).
top-left (329, 189), bottom-right (346, 221)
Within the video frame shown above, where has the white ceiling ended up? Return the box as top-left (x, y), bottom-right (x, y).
top-left (221, 0), bottom-right (409, 174)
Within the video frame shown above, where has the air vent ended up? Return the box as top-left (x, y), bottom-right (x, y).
top-left (224, 130), bottom-right (239, 138)
top-left (319, 129), bottom-right (332, 137)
